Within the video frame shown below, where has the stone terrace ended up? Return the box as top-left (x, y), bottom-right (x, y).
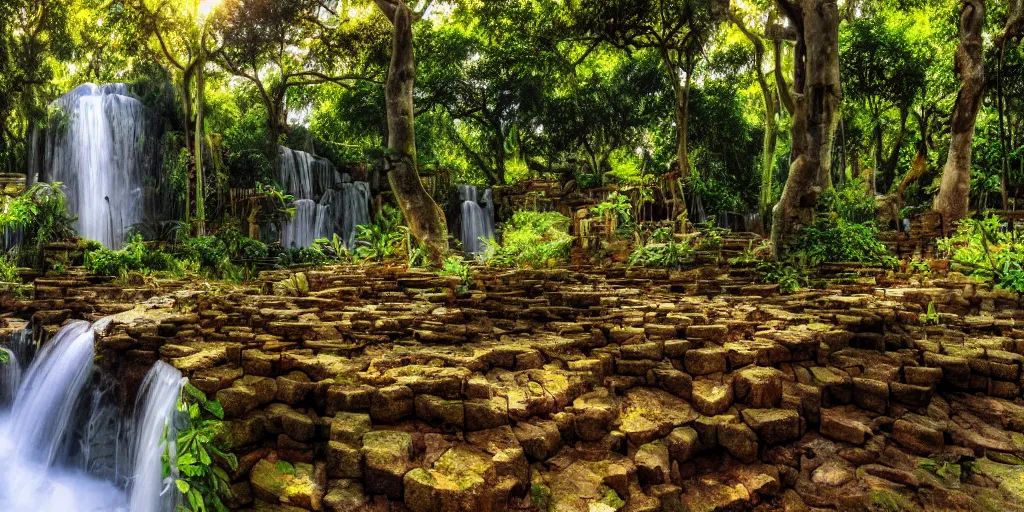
top-left (4, 262), bottom-right (1024, 512)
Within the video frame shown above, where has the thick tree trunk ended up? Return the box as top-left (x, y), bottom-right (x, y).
top-left (375, 0), bottom-right (449, 264)
top-left (771, 0), bottom-right (841, 255)
top-left (934, 0), bottom-right (985, 231)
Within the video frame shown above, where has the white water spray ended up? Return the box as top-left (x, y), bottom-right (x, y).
top-left (44, 84), bottom-right (151, 249)
top-left (459, 184), bottom-right (495, 255)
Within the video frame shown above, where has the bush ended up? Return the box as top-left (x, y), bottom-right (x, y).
top-left (794, 179), bottom-right (894, 267)
top-left (938, 213), bottom-right (1024, 294)
top-left (274, 246), bottom-right (329, 268)
top-left (179, 235), bottom-right (231, 274)
top-left (439, 256), bottom-right (472, 293)
top-left (816, 178), bottom-right (876, 223)
top-left (0, 182), bottom-right (77, 266)
top-left (217, 227), bottom-right (269, 261)
top-left (0, 255), bottom-right (20, 283)
top-left (354, 206), bottom-right (406, 263)
top-left (481, 211), bottom-right (573, 268)
top-left (796, 217), bottom-right (895, 267)
top-left (85, 235), bottom-right (181, 277)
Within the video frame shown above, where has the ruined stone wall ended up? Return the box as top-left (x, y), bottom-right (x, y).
top-left (8, 262), bottom-right (1010, 512)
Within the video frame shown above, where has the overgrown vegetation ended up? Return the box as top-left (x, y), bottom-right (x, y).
top-left (793, 180), bottom-right (896, 268)
top-left (0, 183), bottom-right (76, 266)
top-left (938, 213), bottom-right (1024, 295)
top-left (628, 227), bottom-right (694, 269)
top-left (354, 206), bottom-right (406, 263)
top-left (479, 211), bottom-right (573, 269)
top-left (169, 382), bottom-right (237, 512)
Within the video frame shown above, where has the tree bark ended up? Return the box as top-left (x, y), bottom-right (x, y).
top-left (374, 0), bottom-right (449, 264)
top-left (194, 51), bottom-right (207, 236)
top-left (934, 0), bottom-right (985, 231)
top-left (771, 0), bottom-right (842, 255)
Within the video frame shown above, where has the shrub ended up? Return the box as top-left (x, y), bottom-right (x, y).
top-left (0, 255), bottom-right (20, 283)
top-left (628, 228), bottom-right (695, 269)
top-left (274, 247), bottom-right (329, 268)
top-left (794, 180), bottom-right (894, 267)
top-left (217, 227), bottom-right (269, 261)
top-left (938, 213), bottom-right (1024, 294)
top-left (170, 382), bottom-right (237, 512)
top-left (439, 256), bottom-right (472, 293)
top-left (816, 178), bottom-right (876, 223)
top-left (0, 182), bottom-right (77, 266)
top-left (481, 211), bottom-right (573, 269)
top-left (354, 205), bottom-right (406, 263)
top-left (85, 235), bottom-right (181, 277)
top-left (796, 217), bottom-right (895, 267)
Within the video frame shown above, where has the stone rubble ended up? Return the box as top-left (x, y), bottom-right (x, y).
top-left (3, 258), bottom-right (1024, 511)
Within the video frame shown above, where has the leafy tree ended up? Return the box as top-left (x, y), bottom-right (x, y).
top-left (840, 17), bottom-right (927, 193)
top-left (570, 0), bottom-right (730, 219)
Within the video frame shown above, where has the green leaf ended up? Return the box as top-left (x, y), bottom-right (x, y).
top-left (203, 400), bottom-right (225, 420)
top-left (276, 461), bottom-right (295, 475)
top-left (183, 382), bottom-right (208, 404)
top-left (176, 479), bottom-right (191, 494)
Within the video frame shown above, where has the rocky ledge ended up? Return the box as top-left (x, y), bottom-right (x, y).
top-left (8, 262), bottom-right (1024, 512)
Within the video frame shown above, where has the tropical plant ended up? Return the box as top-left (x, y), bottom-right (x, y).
top-left (479, 211), bottom-right (573, 269)
top-left (0, 254), bottom-right (20, 283)
top-left (757, 260), bottom-right (805, 294)
top-left (314, 234), bottom-right (351, 263)
top-left (354, 206), bottom-right (406, 263)
top-left (937, 213), bottom-right (1024, 295)
top-left (0, 182), bottom-right (77, 266)
top-left (169, 382), bottom-right (237, 512)
top-left (439, 256), bottom-right (472, 293)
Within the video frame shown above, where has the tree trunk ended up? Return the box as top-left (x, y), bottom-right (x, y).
top-left (771, 0), bottom-right (842, 255)
top-left (374, 0), bottom-right (449, 265)
top-left (194, 52), bottom-right (207, 236)
top-left (934, 0), bottom-right (985, 231)
top-left (660, 47), bottom-right (690, 222)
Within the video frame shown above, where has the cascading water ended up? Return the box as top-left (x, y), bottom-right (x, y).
top-left (278, 146), bottom-right (372, 248)
top-left (125, 361), bottom-right (185, 512)
top-left (0, 348), bottom-right (20, 404)
top-left (459, 184), bottom-right (495, 255)
top-left (42, 84), bottom-right (154, 249)
top-left (281, 199), bottom-right (320, 249)
top-left (317, 177), bottom-right (371, 249)
top-left (0, 321), bottom-right (186, 511)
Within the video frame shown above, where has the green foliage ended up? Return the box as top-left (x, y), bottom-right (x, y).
top-left (0, 255), bottom-right (20, 283)
top-left (728, 240), bottom-right (771, 265)
top-left (938, 213), bottom-right (1024, 294)
top-left (816, 179), bottom-right (877, 224)
top-left (216, 227), bottom-right (269, 261)
top-left (170, 382), bottom-right (237, 512)
top-left (918, 458), bottom-right (977, 483)
top-left (314, 234), bottom-right (352, 263)
top-left (0, 183), bottom-right (77, 266)
top-left (921, 301), bottom-right (941, 325)
top-left (628, 237), bottom-right (694, 269)
top-left (223, 107), bottom-right (274, 186)
top-left (274, 247), bottom-right (329, 268)
top-left (796, 181), bottom-right (894, 267)
top-left (757, 260), bottom-right (805, 294)
top-left (439, 256), bottom-right (472, 293)
top-left (908, 257), bottom-right (931, 277)
top-left (354, 206), bottom-right (407, 263)
top-left (480, 211), bottom-right (573, 269)
top-left (591, 192), bottom-right (632, 222)
top-left (85, 235), bottom-right (181, 277)
top-left (797, 217), bottom-right (895, 267)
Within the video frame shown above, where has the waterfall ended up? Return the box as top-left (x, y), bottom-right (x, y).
top-left (43, 84), bottom-right (154, 249)
top-left (459, 185), bottom-right (495, 255)
top-left (317, 177), bottom-right (371, 249)
top-left (125, 361), bottom-right (185, 512)
top-left (8, 321), bottom-right (96, 466)
top-left (0, 320), bottom-right (185, 511)
top-left (0, 349), bottom-right (20, 404)
top-left (278, 146), bottom-right (371, 249)
top-left (281, 199), bottom-right (320, 249)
